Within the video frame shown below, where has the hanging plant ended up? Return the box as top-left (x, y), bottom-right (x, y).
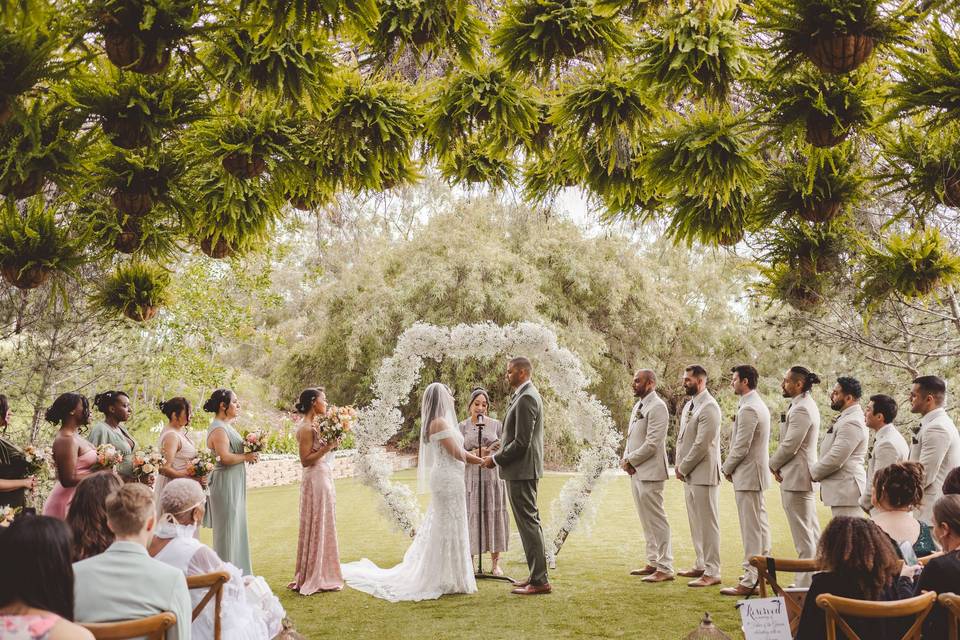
top-left (424, 63), bottom-right (539, 159)
top-left (549, 64), bottom-right (660, 172)
top-left (191, 107), bottom-right (297, 180)
top-left (641, 108), bottom-right (764, 211)
top-left (0, 198), bottom-right (85, 289)
top-left (857, 227), bottom-right (960, 304)
top-left (492, 0), bottom-right (629, 79)
top-left (760, 219), bottom-right (850, 277)
top-left (663, 190), bottom-right (755, 246)
top-left (634, 7), bottom-right (754, 103)
top-left (70, 67), bottom-right (205, 149)
top-left (365, 0), bottom-right (484, 66)
top-left (0, 100), bottom-right (89, 200)
top-left (878, 123), bottom-right (960, 214)
top-left (205, 28), bottom-right (337, 113)
top-left (93, 261), bottom-right (171, 321)
top-left (751, 0), bottom-right (908, 74)
top-left (438, 138), bottom-right (515, 188)
top-left (90, 0), bottom-right (199, 74)
top-left (90, 147), bottom-right (188, 218)
top-left (188, 173), bottom-right (283, 258)
top-left (322, 75), bottom-right (421, 192)
top-left (891, 21), bottom-right (960, 127)
top-left (761, 261), bottom-right (829, 311)
top-left (0, 26), bottom-right (60, 124)
top-left (757, 150), bottom-right (865, 224)
top-left (576, 135), bottom-right (660, 222)
top-left (521, 153), bottom-right (582, 204)
top-left (253, 0), bottom-right (380, 36)
top-left (765, 66), bottom-right (877, 148)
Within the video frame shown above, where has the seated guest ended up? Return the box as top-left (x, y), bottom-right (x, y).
top-left (943, 466), bottom-right (960, 495)
top-left (66, 471), bottom-right (123, 561)
top-left (73, 484), bottom-right (191, 640)
top-left (795, 516), bottom-right (904, 640)
top-left (149, 479), bottom-right (285, 640)
top-left (870, 462), bottom-right (937, 559)
top-left (897, 494), bottom-right (960, 639)
top-left (0, 515), bottom-right (94, 639)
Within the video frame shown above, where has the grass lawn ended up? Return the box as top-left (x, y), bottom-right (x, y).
top-left (206, 471), bottom-right (832, 639)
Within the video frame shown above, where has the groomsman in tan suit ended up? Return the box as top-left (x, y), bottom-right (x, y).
top-left (720, 365), bottom-right (771, 597)
top-left (769, 366), bottom-right (822, 588)
top-left (811, 377), bottom-right (868, 518)
top-left (621, 369), bottom-right (674, 583)
top-left (675, 364), bottom-right (722, 588)
top-left (859, 394), bottom-right (909, 513)
top-left (909, 375), bottom-right (960, 524)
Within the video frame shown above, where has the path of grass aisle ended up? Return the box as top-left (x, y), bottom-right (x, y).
top-left (210, 471), bottom-right (831, 639)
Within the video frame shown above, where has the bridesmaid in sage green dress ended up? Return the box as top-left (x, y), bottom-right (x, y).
top-left (204, 388), bottom-right (258, 575)
top-left (87, 390), bottom-right (141, 483)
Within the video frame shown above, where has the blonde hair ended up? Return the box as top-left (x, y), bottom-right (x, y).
top-left (105, 483), bottom-right (155, 536)
top-left (159, 478), bottom-right (205, 520)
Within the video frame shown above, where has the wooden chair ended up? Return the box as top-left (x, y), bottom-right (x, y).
top-left (919, 552), bottom-right (941, 566)
top-left (187, 570), bottom-right (231, 640)
top-left (938, 592), bottom-right (960, 640)
top-left (816, 591), bottom-right (937, 640)
top-left (750, 555), bottom-right (818, 637)
top-left (80, 612), bottom-right (177, 640)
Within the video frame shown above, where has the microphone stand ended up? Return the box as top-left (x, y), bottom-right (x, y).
top-left (475, 413), bottom-right (514, 583)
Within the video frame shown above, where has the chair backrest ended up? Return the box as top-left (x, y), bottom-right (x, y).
top-left (938, 592), bottom-right (960, 640)
top-left (187, 570), bottom-right (231, 640)
top-left (749, 555), bottom-right (818, 636)
top-left (816, 591), bottom-right (937, 640)
top-left (919, 552), bottom-right (941, 566)
top-left (80, 612), bottom-right (177, 640)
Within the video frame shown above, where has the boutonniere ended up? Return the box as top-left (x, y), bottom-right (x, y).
top-left (780, 412), bottom-right (786, 424)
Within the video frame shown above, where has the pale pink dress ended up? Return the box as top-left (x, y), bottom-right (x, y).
top-left (42, 434), bottom-right (97, 519)
top-left (288, 425), bottom-right (343, 594)
top-left (1, 614), bottom-right (60, 639)
top-left (154, 427), bottom-right (197, 517)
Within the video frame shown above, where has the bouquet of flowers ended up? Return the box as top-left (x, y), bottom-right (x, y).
top-left (187, 449), bottom-right (218, 478)
top-left (241, 429), bottom-right (266, 454)
top-left (0, 505), bottom-right (19, 527)
top-left (22, 444), bottom-right (53, 476)
top-left (315, 405), bottom-right (357, 443)
top-left (95, 443), bottom-right (123, 471)
top-left (131, 447), bottom-right (165, 481)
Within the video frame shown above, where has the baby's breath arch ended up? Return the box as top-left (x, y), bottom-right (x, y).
top-left (353, 322), bottom-right (621, 561)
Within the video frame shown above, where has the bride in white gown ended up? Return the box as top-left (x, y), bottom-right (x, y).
top-left (341, 382), bottom-right (484, 602)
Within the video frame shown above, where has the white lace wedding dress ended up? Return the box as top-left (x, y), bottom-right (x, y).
top-left (341, 428), bottom-right (478, 602)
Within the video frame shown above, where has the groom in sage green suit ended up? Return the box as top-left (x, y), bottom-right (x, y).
top-left (482, 356), bottom-right (551, 595)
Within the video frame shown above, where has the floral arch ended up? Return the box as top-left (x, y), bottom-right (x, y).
top-left (353, 322), bottom-right (621, 561)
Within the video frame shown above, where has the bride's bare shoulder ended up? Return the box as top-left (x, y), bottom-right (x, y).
top-left (429, 416), bottom-right (450, 434)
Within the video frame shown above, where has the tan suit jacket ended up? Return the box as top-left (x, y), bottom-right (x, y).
top-left (676, 389), bottom-right (722, 486)
top-left (623, 391), bottom-right (670, 481)
top-left (770, 392), bottom-right (820, 492)
top-left (811, 404), bottom-right (868, 507)
top-left (722, 390), bottom-right (771, 491)
top-left (910, 407), bottom-right (960, 523)
top-left (859, 423), bottom-right (910, 512)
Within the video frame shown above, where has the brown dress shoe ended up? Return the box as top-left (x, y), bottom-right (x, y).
top-left (687, 576), bottom-right (722, 588)
top-left (511, 583), bottom-right (552, 595)
top-left (630, 565), bottom-right (658, 576)
top-left (641, 571), bottom-right (675, 583)
top-left (677, 568), bottom-right (705, 578)
top-left (720, 584), bottom-right (757, 597)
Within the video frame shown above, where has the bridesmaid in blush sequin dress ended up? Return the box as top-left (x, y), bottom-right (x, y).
top-left (288, 388), bottom-right (344, 594)
top-left (42, 393), bottom-right (97, 520)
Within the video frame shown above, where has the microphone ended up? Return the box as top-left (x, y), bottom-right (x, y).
top-left (476, 412), bottom-right (485, 427)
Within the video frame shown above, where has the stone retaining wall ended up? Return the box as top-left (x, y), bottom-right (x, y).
top-left (245, 450), bottom-right (417, 489)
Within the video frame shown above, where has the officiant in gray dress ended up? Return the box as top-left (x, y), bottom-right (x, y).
top-left (459, 387), bottom-right (510, 576)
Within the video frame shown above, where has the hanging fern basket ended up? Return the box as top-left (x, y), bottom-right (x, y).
top-left (289, 194), bottom-right (328, 211)
top-left (718, 229), bottom-right (744, 247)
top-left (111, 189), bottom-right (153, 217)
top-left (0, 171), bottom-right (46, 199)
top-left (1, 264), bottom-right (51, 289)
top-left (123, 303), bottom-right (158, 322)
top-left (0, 96), bottom-right (13, 126)
top-left (797, 199), bottom-right (841, 223)
top-left (805, 34), bottom-right (874, 75)
top-left (786, 283), bottom-right (823, 310)
top-left (942, 175), bottom-right (960, 208)
top-left (103, 33), bottom-right (171, 75)
top-left (113, 221), bottom-right (141, 254)
top-left (199, 236), bottom-right (234, 259)
top-left (805, 112), bottom-right (848, 148)
top-left (221, 153), bottom-right (266, 179)
top-left (102, 118), bottom-right (150, 149)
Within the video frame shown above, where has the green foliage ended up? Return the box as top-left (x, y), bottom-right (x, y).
top-left (93, 261), bottom-right (171, 319)
top-left (187, 174), bottom-right (283, 254)
top-left (891, 21), bottom-right (960, 126)
top-left (634, 7), bottom-right (753, 103)
top-left (760, 218), bottom-right (850, 274)
top-left (492, 0), bottom-right (629, 78)
top-left (88, 0), bottom-right (200, 45)
top-left (0, 198), bottom-right (85, 279)
top-left (190, 106), bottom-right (297, 168)
top-left (91, 146), bottom-right (187, 201)
top-left (365, 0), bottom-right (484, 65)
top-left (878, 123), bottom-right (960, 214)
top-left (755, 149), bottom-right (865, 223)
top-left (0, 24), bottom-right (59, 102)
top-left (438, 139), bottom-right (515, 188)
top-left (760, 261), bottom-right (829, 310)
top-left (253, 0), bottom-right (380, 35)
top-left (857, 227), bottom-right (960, 305)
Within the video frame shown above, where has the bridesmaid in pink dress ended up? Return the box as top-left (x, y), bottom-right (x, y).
top-left (42, 393), bottom-right (97, 520)
top-left (288, 387), bottom-right (344, 594)
top-left (154, 397), bottom-right (204, 519)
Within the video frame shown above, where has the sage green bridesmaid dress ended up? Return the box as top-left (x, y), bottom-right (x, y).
top-left (207, 419), bottom-right (253, 575)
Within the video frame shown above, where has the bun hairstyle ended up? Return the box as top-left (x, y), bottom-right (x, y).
top-left (202, 389), bottom-right (234, 414)
top-left (158, 397), bottom-right (191, 421)
top-left (44, 393), bottom-right (88, 425)
top-left (295, 388), bottom-right (325, 414)
top-left (873, 461), bottom-right (925, 509)
top-left (789, 366), bottom-right (821, 392)
top-left (93, 391), bottom-right (129, 414)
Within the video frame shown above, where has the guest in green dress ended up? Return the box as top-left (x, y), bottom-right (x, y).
top-left (0, 394), bottom-right (35, 510)
top-left (871, 461), bottom-right (939, 559)
top-left (88, 391), bottom-right (142, 483)
top-left (204, 388), bottom-right (258, 575)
